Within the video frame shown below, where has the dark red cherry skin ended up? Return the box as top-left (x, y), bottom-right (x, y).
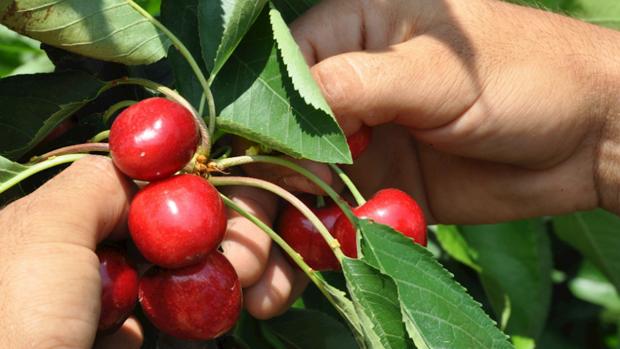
top-left (139, 251), bottom-right (242, 341)
top-left (347, 125), bottom-right (372, 159)
top-left (109, 97), bottom-right (199, 181)
top-left (128, 174), bottom-right (227, 269)
top-left (277, 199), bottom-right (344, 271)
top-left (332, 189), bottom-right (427, 258)
top-left (96, 245), bottom-right (139, 333)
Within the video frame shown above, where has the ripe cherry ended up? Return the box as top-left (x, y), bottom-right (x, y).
top-left (129, 174), bottom-right (227, 269)
top-left (96, 245), bottom-right (139, 333)
top-left (332, 189), bottom-right (427, 258)
top-left (347, 125), bottom-right (372, 159)
top-left (277, 198), bottom-right (344, 271)
top-left (139, 251), bottom-right (242, 341)
top-left (109, 97), bottom-right (199, 181)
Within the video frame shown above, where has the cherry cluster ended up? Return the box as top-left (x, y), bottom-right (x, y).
top-left (93, 96), bottom-right (427, 341)
top-left (96, 97), bottom-right (241, 341)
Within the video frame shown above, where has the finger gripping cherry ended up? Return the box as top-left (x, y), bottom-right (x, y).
top-left (129, 174), bottom-right (227, 269)
top-left (139, 252), bottom-right (242, 341)
top-left (277, 198), bottom-right (344, 271)
top-left (333, 189), bottom-right (427, 258)
top-left (96, 245), bottom-right (139, 334)
top-left (347, 125), bottom-right (372, 159)
top-left (109, 97), bottom-right (199, 181)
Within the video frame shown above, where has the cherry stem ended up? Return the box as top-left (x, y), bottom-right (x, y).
top-left (221, 193), bottom-right (350, 323)
top-left (30, 143), bottom-right (109, 163)
top-left (0, 154), bottom-right (88, 194)
top-left (126, 0), bottom-right (217, 144)
top-left (212, 155), bottom-right (356, 223)
top-left (210, 176), bottom-right (345, 262)
top-left (90, 130), bottom-right (110, 143)
top-left (102, 100), bottom-right (136, 125)
top-left (329, 164), bottom-right (366, 206)
top-left (104, 77), bottom-right (211, 158)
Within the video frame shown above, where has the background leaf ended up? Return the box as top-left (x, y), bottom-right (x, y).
top-left (553, 209), bottom-right (620, 292)
top-left (358, 220), bottom-right (512, 348)
top-left (0, 23), bottom-right (53, 77)
top-left (569, 260), bottom-right (620, 314)
top-left (0, 0), bottom-right (170, 65)
top-left (264, 308), bottom-right (358, 349)
top-left (0, 71), bottom-right (106, 159)
top-left (161, 0), bottom-right (205, 108)
top-left (459, 220), bottom-right (552, 340)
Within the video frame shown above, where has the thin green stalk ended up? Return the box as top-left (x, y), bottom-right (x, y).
top-left (102, 100), bottom-right (136, 124)
top-left (90, 130), bottom-right (110, 143)
top-left (221, 194), bottom-right (348, 324)
top-left (104, 77), bottom-right (211, 158)
top-left (210, 176), bottom-right (345, 262)
top-left (329, 164), bottom-right (366, 206)
top-left (126, 0), bottom-right (217, 142)
top-left (212, 155), bottom-right (356, 222)
top-left (31, 143), bottom-right (109, 163)
top-left (1, 154), bottom-right (88, 194)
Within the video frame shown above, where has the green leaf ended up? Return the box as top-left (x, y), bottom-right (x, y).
top-left (264, 308), bottom-right (358, 349)
top-left (460, 220), bottom-right (552, 339)
top-left (212, 8), bottom-right (350, 164)
top-left (553, 209), bottom-right (620, 292)
top-left (358, 220), bottom-right (513, 349)
top-left (342, 259), bottom-right (414, 349)
top-left (565, 0), bottom-right (620, 29)
top-left (198, 0), bottom-right (267, 78)
top-left (569, 260), bottom-right (620, 313)
top-left (433, 225), bottom-right (481, 272)
top-left (0, 71), bottom-right (106, 159)
top-left (0, 155), bottom-right (27, 183)
top-left (512, 336), bottom-right (536, 349)
top-left (160, 0), bottom-right (205, 108)
top-left (270, 0), bottom-right (320, 23)
top-left (0, 0), bottom-right (170, 65)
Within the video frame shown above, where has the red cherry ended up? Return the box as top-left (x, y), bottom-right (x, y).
top-left (109, 97), bottom-right (199, 181)
top-left (332, 189), bottom-right (427, 258)
top-left (139, 251), bottom-right (242, 341)
top-left (96, 245), bottom-right (139, 333)
top-left (277, 198), bottom-right (344, 271)
top-left (128, 174), bottom-right (227, 269)
top-left (347, 125), bottom-right (372, 159)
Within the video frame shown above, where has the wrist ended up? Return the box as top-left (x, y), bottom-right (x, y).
top-left (587, 25), bottom-right (620, 213)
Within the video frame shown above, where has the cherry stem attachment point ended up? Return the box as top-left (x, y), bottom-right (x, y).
top-left (329, 164), bottom-right (366, 206)
top-left (126, 0), bottom-right (217, 145)
top-left (0, 154), bottom-right (88, 195)
top-left (104, 77), bottom-right (211, 159)
top-left (31, 143), bottom-right (109, 163)
top-left (210, 176), bottom-right (345, 262)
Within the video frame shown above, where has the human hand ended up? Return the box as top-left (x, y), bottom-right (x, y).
top-left (0, 156), bottom-right (305, 348)
top-left (275, 0), bottom-right (620, 223)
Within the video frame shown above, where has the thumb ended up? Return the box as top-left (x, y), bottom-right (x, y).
top-left (311, 37), bottom-right (480, 135)
top-left (8, 155), bottom-right (134, 249)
